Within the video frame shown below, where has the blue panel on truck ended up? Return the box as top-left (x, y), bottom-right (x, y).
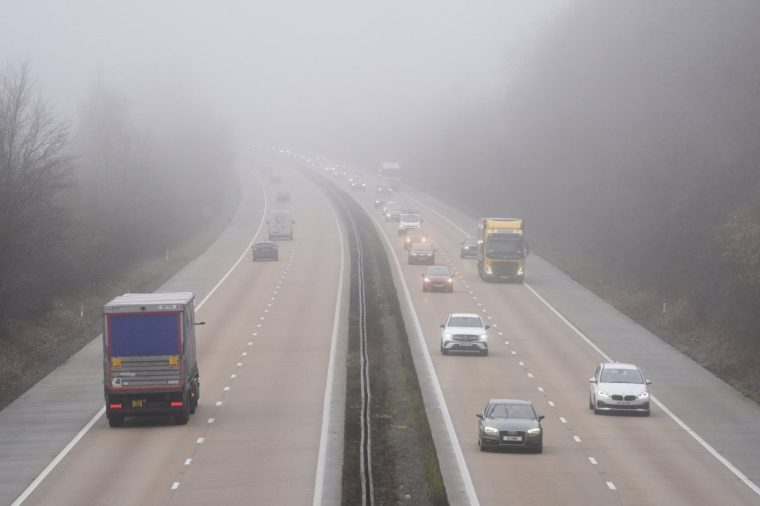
top-left (108, 313), bottom-right (180, 356)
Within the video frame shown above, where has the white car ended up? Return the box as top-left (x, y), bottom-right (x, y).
top-left (589, 362), bottom-right (651, 416)
top-left (397, 211), bottom-right (422, 235)
top-left (440, 313), bottom-right (489, 356)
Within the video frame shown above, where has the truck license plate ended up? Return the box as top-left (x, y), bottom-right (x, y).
top-left (131, 399), bottom-right (144, 408)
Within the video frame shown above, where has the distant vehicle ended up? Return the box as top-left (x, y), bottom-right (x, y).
top-left (349, 179), bottom-right (367, 191)
top-left (589, 363), bottom-right (651, 416)
top-left (408, 242), bottom-right (435, 265)
top-left (460, 237), bottom-right (478, 259)
top-left (269, 175), bottom-right (282, 184)
top-left (440, 312), bottom-right (489, 355)
top-left (422, 265), bottom-right (454, 292)
top-left (103, 292), bottom-right (201, 427)
top-left (252, 240), bottom-right (279, 261)
top-left (378, 161), bottom-right (402, 191)
top-left (477, 218), bottom-right (528, 283)
top-left (477, 399), bottom-right (544, 453)
top-left (383, 202), bottom-right (403, 222)
top-left (267, 210), bottom-right (294, 240)
top-left (404, 231), bottom-right (429, 250)
top-left (374, 188), bottom-right (391, 208)
top-left (276, 191), bottom-right (291, 202)
top-left (397, 211), bottom-right (422, 236)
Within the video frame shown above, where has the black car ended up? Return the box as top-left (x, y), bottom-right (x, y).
top-left (252, 241), bottom-right (279, 261)
top-left (460, 237), bottom-right (478, 258)
top-left (477, 399), bottom-right (544, 453)
top-left (422, 265), bottom-right (454, 292)
top-left (408, 243), bottom-right (435, 265)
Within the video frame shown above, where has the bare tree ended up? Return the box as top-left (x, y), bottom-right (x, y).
top-left (0, 63), bottom-right (71, 318)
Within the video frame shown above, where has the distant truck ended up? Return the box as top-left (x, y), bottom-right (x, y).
top-left (378, 161), bottom-right (402, 191)
top-left (268, 210), bottom-right (294, 240)
top-left (477, 218), bottom-right (528, 283)
top-left (103, 292), bottom-right (201, 427)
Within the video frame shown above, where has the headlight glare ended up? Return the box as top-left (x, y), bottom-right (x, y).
top-left (484, 426), bottom-right (499, 434)
top-left (527, 428), bottom-right (541, 435)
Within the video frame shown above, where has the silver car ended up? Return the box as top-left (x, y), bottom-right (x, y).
top-left (589, 362), bottom-right (651, 415)
top-left (440, 313), bottom-right (489, 356)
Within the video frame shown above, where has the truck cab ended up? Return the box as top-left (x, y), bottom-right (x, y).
top-left (477, 218), bottom-right (528, 283)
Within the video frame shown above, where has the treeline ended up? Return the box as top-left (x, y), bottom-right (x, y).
top-left (408, 2), bottom-right (760, 394)
top-left (0, 63), bottom-right (237, 322)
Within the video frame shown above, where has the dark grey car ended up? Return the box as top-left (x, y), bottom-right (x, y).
top-left (477, 399), bottom-right (544, 453)
top-left (252, 241), bottom-right (279, 261)
top-left (460, 237), bottom-right (478, 258)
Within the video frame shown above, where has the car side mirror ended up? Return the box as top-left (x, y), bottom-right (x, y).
top-left (194, 321), bottom-right (206, 326)
top-left (476, 414), bottom-right (483, 420)
top-left (485, 325), bottom-right (490, 330)
top-left (440, 324), bottom-right (445, 329)
top-left (589, 377), bottom-right (597, 383)
top-left (538, 415), bottom-right (544, 421)
top-left (645, 379), bottom-right (652, 385)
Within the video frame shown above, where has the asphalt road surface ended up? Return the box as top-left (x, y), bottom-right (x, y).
top-left (343, 173), bottom-right (760, 506)
top-left (0, 159), bottom-right (348, 506)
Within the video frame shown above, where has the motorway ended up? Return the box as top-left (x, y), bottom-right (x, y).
top-left (338, 170), bottom-right (760, 506)
top-left (0, 158), bottom-right (348, 506)
top-left (2, 152), bottom-right (760, 505)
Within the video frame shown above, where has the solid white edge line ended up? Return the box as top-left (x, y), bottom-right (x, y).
top-left (365, 194), bottom-right (480, 505)
top-left (404, 189), bottom-right (760, 498)
top-left (11, 177), bottom-right (269, 506)
top-left (312, 189), bottom-right (347, 506)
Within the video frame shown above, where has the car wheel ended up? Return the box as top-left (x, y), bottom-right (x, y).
top-left (175, 412), bottom-right (190, 425)
top-left (593, 398), bottom-right (600, 415)
top-left (441, 344), bottom-right (449, 355)
top-left (108, 415), bottom-right (124, 428)
top-left (478, 437), bottom-right (487, 452)
top-left (589, 395), bottom-right (594, 410)
top-left (536, 439), bottom-right (543, 454)
top-left (481, 348), bottom-right (489, 357)
top-left (642, 410), bottom-right (651, 417)
top-left (422, 285), bottom-right (428, 292)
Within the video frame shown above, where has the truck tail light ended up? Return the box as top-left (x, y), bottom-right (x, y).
top-left (170, 401), bottom-right (184, 407)
top-left (110, 403), bottom-right (122, 410)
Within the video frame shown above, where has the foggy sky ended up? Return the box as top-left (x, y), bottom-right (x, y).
top-left (0, 0), bottom-right (565, 159)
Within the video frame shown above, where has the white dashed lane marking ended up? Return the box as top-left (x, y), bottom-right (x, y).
top-left (537, 386), bottom-right (544, 392)
top-left (589, 457), bottom-right (598, 465)
top-left (171, 482), bottom-right (180, 490)
top-left (606, 482), bottom-right (617, 491)
top-left (184, 459), bottom-right (192, 466)
top-left (573, 436), bottom-right (582, 443)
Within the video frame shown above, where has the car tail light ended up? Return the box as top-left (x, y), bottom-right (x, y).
top-left (110, 403), bottom-right (122, 410)
top-left (170, 401), bottom-right (184, 407)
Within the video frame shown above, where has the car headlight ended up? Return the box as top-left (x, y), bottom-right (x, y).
top-left (517, 266), bottom-right (524, 275)
top-left (479, 334), bottom-right (488, 341)
top-left (527, 428), bottom-right (541, 435)
top-left (597, 390), bottom-right (610, 398)
top-left (447, 278), bottom-right (453, 283)
top-left (485, 265), bottom-right (493, 274)
top-left (484, 426), bottom-right (499, 434)
top-left (638, 392), bottom-right (649, 399)
top-left (424, 277), bottom-right (430, 282)
top-left (443, 332), bottom-right (452, 339)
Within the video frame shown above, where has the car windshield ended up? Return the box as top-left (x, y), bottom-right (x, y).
top-left (600, 368), bottom-right (644, 384)
top-left (426, 267), bottom-right (449, 276)
top-left (448, 316), bottom-right (483, 328)
top-left (463, 238), bottom-right (477, 246)
top-left (412, 244), bottom-right (432, 252)
top-left (401, 214), bottom-right (420, 222)
top-left (486, 403), bottom-right (535, 419)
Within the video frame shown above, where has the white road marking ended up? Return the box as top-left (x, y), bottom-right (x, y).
top-left (237, 362), bottom-right (243, 367)
top-left (260, 316), bottom-right (265, 320)
top-left (511, 351), bottom-right (517, 355)
top-left (171, 482), bottom-right (180, 490)
top-left (523, 283), bottom-right (760, 497)
top-left (242, 352), bottom-right (248, 356)
top-left (216, 401), bottom-right (223, 407)
top-left (537, 386), bottom-right (544, 392)
top-left (548, 401), bottom-right (555, 407)
top-left (498, 332), bottom-right (503, 336)
top-left (487, 316), bottom-right (492, 320)
top-left (196, 438), bottom-right (205, 444)
top-left (252, 332), bottom-right (258, 336)
top-left (184, 459), bottom-right (192, 466)
top-left (208, 418), bottom-right (215, 424)
top-left (224, 386), bottom-right (230, 392)
top-left (573, 436), bottom-right (582, 443)
top-left (560, 417), bottom-right (567, 424)
top-left (606, 482), bottom-right (616, 491)
top-left (589, 457), bottom-right (597, 465)
top-left (519, 361), bottom-right (524, 366)
top-left (230, 374), bottom-right (236, 379)
top-left (247, 342), bottom-right (253, 346)
top-left (256, 324), bottom-right (262, 328)
top-left (527, 373), bottom-right (533, 378)
top-left (9, 182), bottom-right (272, 506)
top-left (492, 324), bottom-right (498, 328)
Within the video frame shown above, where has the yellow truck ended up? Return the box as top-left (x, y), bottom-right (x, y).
top-left (477, 218), bottom-right (528, 283)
